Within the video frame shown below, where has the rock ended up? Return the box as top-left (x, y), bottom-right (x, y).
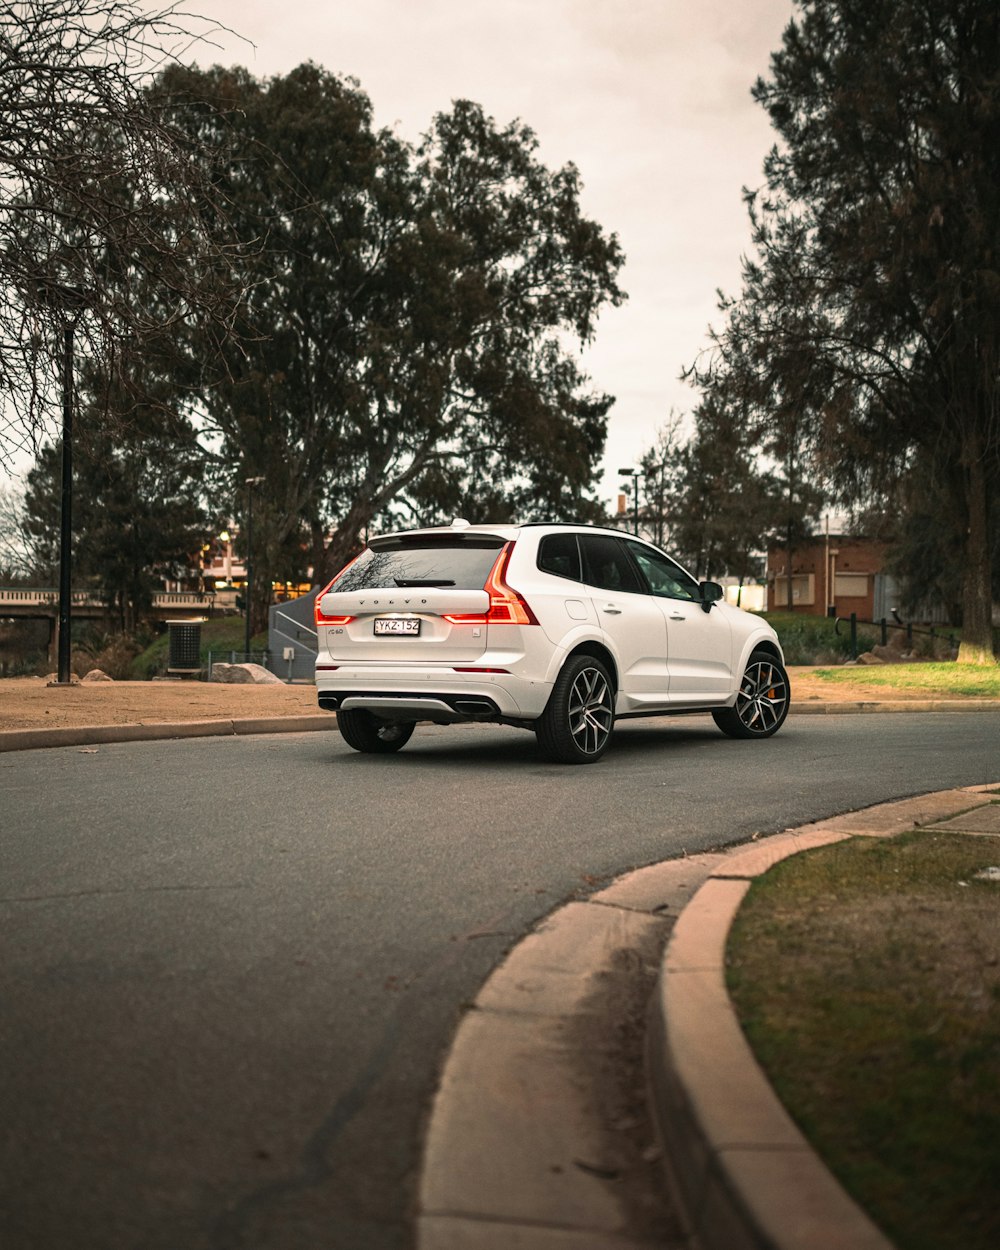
top-left (856, 651), bottom-right (887, 665)
top-left (210, 662), bottom-right (283, 685)
top-left (81, 668), bottom-right (113, 682)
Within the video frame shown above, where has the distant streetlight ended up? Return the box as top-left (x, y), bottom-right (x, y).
top-left (243, 476), bottom-right (266, 657)
top-left (618, 467), bottom-right (645, 537)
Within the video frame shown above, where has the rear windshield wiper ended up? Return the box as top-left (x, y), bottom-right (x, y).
top-left (393, 578), bottom-right (456, 587)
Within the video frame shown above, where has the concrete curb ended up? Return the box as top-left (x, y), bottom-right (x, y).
top-left (0, 714), bottom-right (338, 753)
top-left (0, 698), bottom-right (996, 753)
top-left (648, 784), bottom-right (1000, 1250)
top-left (417, 857), bottom-right (728, 1250)
top-left (788, 698), bottom-right (998, 714)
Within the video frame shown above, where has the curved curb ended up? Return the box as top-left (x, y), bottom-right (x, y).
top-left (416, 784), bottom-right (1000, 1250)
top-left (0, 714), bottom-right (338, 753)
top-left (417, 857), bottom-right (727, 1250)
top-left (648, 783), bottom-right (1000, 1250)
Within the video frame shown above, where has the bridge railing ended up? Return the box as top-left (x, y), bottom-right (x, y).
top-left (0, 588), bottom-right (238, 612)
top-left (0, 588), bottom-right (103, 607)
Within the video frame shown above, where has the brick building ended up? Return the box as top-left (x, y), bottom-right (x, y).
top-left (766, 535), bottom-right (887, 620)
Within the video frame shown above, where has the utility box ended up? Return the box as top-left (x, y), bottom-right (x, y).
top-left (166, 619), bottom-right (205, 675)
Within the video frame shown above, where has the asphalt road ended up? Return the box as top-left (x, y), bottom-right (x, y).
top-left (2, 711), bottom-right (998, 1250)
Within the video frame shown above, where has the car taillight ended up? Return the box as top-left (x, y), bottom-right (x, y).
top-left (443, 543), bottom-right (539, 626)
top-left (314, 554), bottom-right (361, 626)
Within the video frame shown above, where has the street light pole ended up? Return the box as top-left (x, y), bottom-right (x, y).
top-left (243, 476), bottom-right (265, 658)
top-left (56, 318), bottom-right (76, 684)
top-left (618, 467), bottom-right (644, 537)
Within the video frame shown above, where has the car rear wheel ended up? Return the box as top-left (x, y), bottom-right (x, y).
top-left (337, 709), bottom-right (415, 754)
top-left (712, 651), bottom-right (790, 739)
top-left (535, 654), bottom-right (615, 764)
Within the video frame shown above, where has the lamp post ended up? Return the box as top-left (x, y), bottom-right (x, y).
top-left (56, 319), bottom-right (76, 684)
top-left (45, 283), bottom-right (86, 685)
top-left (243, 476), bottom-right (265, 657)
top-left (618, 467), bottom-right (645, 537)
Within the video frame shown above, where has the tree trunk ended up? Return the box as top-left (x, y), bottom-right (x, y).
top-left (250, 540), bottom-right (277, 642)
top-left (320, 527), bottom-right (365, 587)
top-left (958, 436), bottom-right (996, 664)
top-left (786, 519), bottom-right (795, 614)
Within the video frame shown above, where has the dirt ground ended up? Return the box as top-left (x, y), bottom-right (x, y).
top-left (0, 667), bottom-right (971, 733)
top-left (0, 676), bottom-right (320, 731)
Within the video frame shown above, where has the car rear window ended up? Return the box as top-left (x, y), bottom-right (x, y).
top-left (331, 537), bottom-right (505, 592)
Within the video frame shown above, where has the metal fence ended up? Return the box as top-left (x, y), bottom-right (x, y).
top-left (835, 614), bottom-right (959, 661)
top-left (205, 650), bottom-right (271, 680)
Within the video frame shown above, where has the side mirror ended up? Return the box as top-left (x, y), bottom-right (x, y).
top-left (699, 580), bottom-right (724, 613)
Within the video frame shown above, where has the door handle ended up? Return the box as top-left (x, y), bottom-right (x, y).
top-left (601, 603), bottom-right (622, 615)
top-left (668, 611), bottom-right (686, 621)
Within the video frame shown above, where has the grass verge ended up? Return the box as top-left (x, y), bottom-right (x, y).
top-left (809, 662), bottom-right (1000, 698)
top-left (727, 828), bottom-right (1000, 1250)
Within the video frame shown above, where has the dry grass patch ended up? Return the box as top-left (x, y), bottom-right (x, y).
top-left (727, 826), bottom-right (1000, 1250)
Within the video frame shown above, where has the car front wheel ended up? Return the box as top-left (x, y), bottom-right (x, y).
top-left (712, 650), bottom-right (790, 739)
top-left (337, 709), bottom-right (415, 754)
top-left (535, 654), bottom-right (615, 764)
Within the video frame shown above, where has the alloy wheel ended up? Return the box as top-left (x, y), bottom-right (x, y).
top-left (568, 665), bottom-right (614, 756)
top-left (735, 660), bottom-right (788, 733)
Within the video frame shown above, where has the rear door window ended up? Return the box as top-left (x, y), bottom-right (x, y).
top-left (579, 534), bottom-right (644, 594)
top-left (537, 533), bottom-right (582, 581)
top-left (332, 538), bottom-right (504, 592)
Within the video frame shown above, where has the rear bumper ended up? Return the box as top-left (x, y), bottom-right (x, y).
top-left (318, 691), bottom-right (504, 723)
top-left (315, 664), bottom-right (550, 723)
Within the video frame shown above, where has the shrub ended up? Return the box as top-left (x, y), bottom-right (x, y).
top-left (757, 612), bottom-right (879, 665)
top-left (71, 629), bottom-right (150, 680)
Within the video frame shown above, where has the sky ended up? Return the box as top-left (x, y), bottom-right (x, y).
top-left (180, 0), bottom-right (799, 508)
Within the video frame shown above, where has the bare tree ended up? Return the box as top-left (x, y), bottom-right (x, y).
top-left (0, 481), bottom-right (33, 578)
top-left (0, 1), bottom-right (250, 467)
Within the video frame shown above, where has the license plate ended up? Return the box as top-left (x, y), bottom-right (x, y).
top-left (373, 617), bottom-right (421, 636)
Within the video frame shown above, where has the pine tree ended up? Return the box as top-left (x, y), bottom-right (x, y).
top-left (701, 0), bottom-right (1000, 661)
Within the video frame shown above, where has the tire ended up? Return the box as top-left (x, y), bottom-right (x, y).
top-left (712, 650), bottom-right (790, 739)
top-left (535, 654), bottom-right (615, 764)
top-left (337, 709), bottom-right (415, 754)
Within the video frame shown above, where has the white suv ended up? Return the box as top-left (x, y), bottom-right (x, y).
top-left (314, 520), bottom-right (789, 764)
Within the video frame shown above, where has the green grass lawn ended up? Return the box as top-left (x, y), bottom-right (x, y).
top-left (809, 662), bottom-right (1000, 698)
top-left (727, 828), bottom-right (1000, 1250)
